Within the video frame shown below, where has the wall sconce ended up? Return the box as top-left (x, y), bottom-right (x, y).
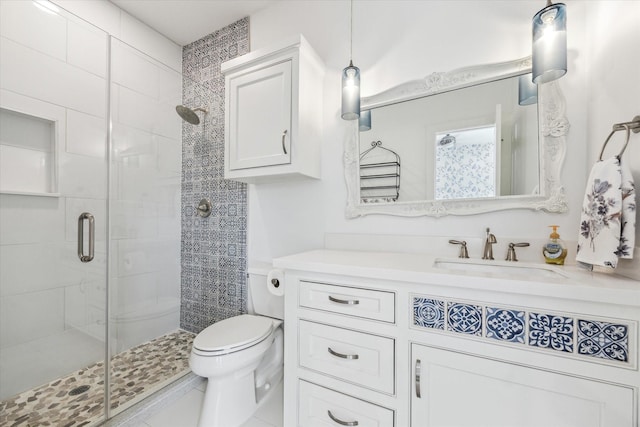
top-left (341, 0), bottom-right (360, 120)
top-left (532, 1), bottom-right (567, 84)
top-left (359, 110), bottom-right (371, 131)
top-left (518, 73), bottom-right (538, 105)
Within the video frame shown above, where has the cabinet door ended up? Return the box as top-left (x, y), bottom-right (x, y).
top-left (228, 60), bottom-right (292, 170)
top-left (411, 344), bottom-right (634, 427)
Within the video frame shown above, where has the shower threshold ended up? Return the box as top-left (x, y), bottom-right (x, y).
top-left (0, 330), bottom-right (195, 427)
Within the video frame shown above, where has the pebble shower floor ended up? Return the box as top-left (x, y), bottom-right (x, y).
top-left (0, 330), bottom-right (195, 427)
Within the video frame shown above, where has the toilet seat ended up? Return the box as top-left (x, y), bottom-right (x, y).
top-left (193, 314), bottom-right (275, 355)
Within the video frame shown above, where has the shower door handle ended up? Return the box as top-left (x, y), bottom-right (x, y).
top-left (77, 212), bottom-right (95, 263)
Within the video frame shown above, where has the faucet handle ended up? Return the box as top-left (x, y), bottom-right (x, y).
top-left (449, 240), bottom-right (469, 259)
top-left (505, 242), bottom-right (530, 262)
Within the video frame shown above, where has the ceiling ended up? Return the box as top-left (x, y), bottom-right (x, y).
top-left (109, 0), bottom-right (276, 46)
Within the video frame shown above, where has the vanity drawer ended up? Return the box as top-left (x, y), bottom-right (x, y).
top-left (299, 380), bottom-right (395, 427)
top-left (299, 320), bottom-right (395, 394)
top-left (299, 281), bottom-right (395, 322)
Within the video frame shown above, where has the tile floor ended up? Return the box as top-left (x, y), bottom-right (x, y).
top-left (0, 330), bottom-right (194, 427)
top-left (0, 328), bottom-right (104, 400)
top-left (129, 379), bottom-right (283, 427)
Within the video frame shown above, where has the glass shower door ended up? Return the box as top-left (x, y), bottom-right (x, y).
top-left (107, 37), bottom-right (184, 416)
top-left (0, 1), bottom-right (109, 424)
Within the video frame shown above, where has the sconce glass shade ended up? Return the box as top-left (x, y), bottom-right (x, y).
top-left (518, 73), bottom-right (538, 105)
top-left (532, 2), bottom-right (567, 84)
top-left (359, 110), bottom-right (371, 131)
top-left (341, 60), bottom-right (360, 120)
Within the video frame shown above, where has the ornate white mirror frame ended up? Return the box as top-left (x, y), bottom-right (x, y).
top-left (344, 56), bottom-right (570, 218)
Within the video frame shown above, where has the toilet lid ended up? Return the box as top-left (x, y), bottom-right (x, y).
top-left (193, 314), bottom-right (274, 353)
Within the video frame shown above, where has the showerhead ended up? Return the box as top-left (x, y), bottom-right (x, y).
top-left (175, 105), bottom-right (208, 125)
top-left (438, 133), bottom-right (456, 146)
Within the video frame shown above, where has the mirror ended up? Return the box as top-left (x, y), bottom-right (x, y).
top-left (344, 56), bottom-right (570, 217)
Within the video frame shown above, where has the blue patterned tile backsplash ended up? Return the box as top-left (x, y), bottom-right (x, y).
top-left (412, 295), bottom-right (632, 366)
top-left (413, 298), bottom-right (445, 330)
top-left (577, 319), bottom-right (629, 362)
top-left (180, 18), bottom-right (250, 334)
top-left (447, 302), bottom-right (482, 336)
top-left (486, 307), bottom-right (526, 344)
top-left (528, 313), bottom-right (574, 353)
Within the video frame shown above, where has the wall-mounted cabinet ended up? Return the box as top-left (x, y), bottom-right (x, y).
top-left (221, 35), bottom-right (325, 183)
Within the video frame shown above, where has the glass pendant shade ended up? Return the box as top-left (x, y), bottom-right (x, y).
top-left (532, 2), bottom-right (567, 84)
top-left (359, 110), bottom-right (371, 131)
top-left (518, 73), bottom-right (538, 106)
top-left (341, 60), bottom-right (360, 120)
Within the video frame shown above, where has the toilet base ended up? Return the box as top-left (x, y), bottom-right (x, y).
top-left (198, 370), bottom-right (257, 427)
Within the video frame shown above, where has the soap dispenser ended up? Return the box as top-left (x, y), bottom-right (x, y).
top-left (542, 225), bottom-right (567, 265)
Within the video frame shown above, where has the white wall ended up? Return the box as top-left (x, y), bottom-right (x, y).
top-left (247, 0), bottom-right (593, 262)
top-left (51, 0), bottom-right (181, 72)
top-left (585, 1), bottom-right (640, 280)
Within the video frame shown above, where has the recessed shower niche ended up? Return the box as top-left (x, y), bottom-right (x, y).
top-left (0, 107), bottom-right (58, 196)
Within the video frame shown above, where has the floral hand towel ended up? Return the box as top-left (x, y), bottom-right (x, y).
top-left (577, 156), bottom-right (636, 268)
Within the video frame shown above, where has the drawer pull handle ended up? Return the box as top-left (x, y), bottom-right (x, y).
top-left (328, 295), bottom-right (360, 305)
top-left (415, 358), bottom-right (422, 398)
top-left (327, 410), bottom-right (359, 426)
top-left (328, 347), bottom-right (359, 360)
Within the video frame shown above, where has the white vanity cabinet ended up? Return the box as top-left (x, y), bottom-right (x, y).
top-left (275, 250), bottom-right (640, 427)
top-left (411, 344), bottom-right (634, 427)
top-left (221, 35), bottom-right (324, 183)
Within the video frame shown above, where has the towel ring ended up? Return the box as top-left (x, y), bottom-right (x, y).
top-left (599, 124), bottom-right (631, 161)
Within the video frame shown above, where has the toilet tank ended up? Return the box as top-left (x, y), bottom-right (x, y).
top-left (248, 264), bottom-right (284, 320)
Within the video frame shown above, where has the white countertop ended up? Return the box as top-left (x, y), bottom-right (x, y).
top-left (273, 249), bottom-right (640, 307)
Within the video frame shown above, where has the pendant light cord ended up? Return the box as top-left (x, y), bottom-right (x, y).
top-left (349, 0), bottom-right (353, 62)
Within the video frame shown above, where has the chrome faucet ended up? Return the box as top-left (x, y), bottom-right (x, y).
top-left (448, 240), bottom-right (469, 258)
top-left (482, 227), bottom-right (497, 260)
top-left (505, 242), bottom-right (530, 261)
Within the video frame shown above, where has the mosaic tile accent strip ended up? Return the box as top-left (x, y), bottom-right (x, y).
top-left (411, 294), bottom-right (633, 366)
top-left (577, 319), bottom-right (629, 362)
top-left (528, 313), bottom-right (574, 353)
top-left (486, 307), bottom-right (526, 344)
top-left (180, 18), bottom-right (250, 333)
top-left (447, 302), bottom-right (483, 336)
top-left (0, 330), bottom-right (194, 427)
top-left (413, 297), bottom-right (445, 330)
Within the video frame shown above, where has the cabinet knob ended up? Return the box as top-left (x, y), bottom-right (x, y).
top-left (282, 129), bottom-right (288, 154)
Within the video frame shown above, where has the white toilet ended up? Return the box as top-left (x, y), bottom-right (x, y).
top-left (189, 270), bottom-right (284, 427)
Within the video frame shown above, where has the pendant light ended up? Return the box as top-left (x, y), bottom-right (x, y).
top-left (518, 73), bottom-right (538, 106)
top-left (532, 0), bottom-right (567, 84)
top-left (359, 110), bottom-right (371, 131)
top-left (341, 0), bottom-right (360, 120)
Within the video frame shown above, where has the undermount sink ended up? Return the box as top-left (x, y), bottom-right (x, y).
top-left (433, 258), bottom-right (568, 279)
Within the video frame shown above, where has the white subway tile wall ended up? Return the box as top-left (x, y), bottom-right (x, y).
top-left (0, 1), bottom-right (182, 403)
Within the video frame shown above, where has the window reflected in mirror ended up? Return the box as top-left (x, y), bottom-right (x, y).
top-left (434, 125), bottom-right (497, 200)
